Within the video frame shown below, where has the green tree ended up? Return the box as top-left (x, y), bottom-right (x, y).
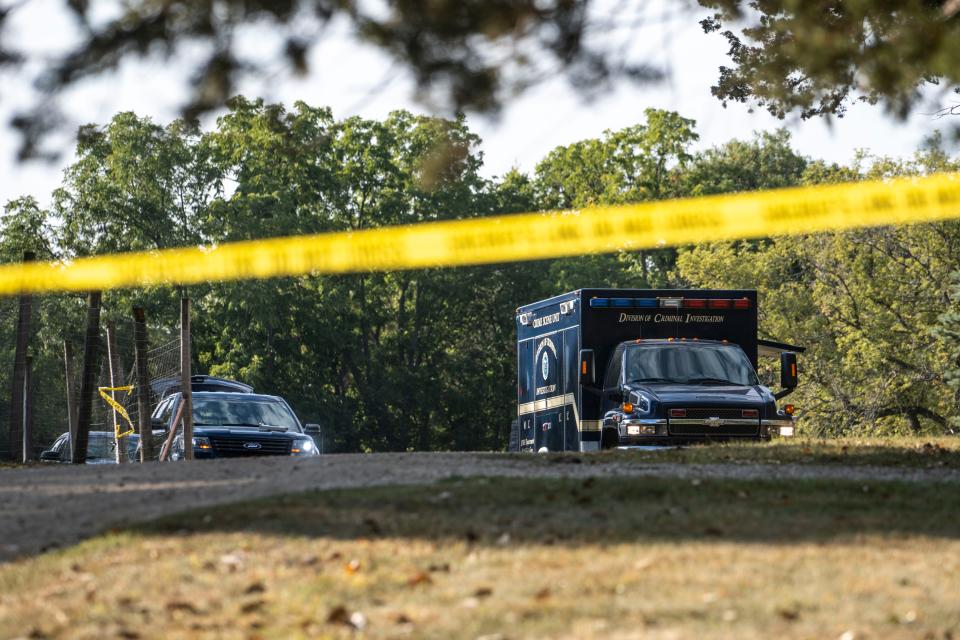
top-left (534, 109), bottom-right (699, 289)
top-left (678, 129), bottom-right (808, 196)
top-left (700, 1), bottom-right (960, 119)
top-left (676, 137), bottom-right (960, 434)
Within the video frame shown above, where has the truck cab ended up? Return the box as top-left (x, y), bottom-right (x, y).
top-left (515, 289), bottom-right (801, 452)
top-left (597, 338), bottom-right (796, 447)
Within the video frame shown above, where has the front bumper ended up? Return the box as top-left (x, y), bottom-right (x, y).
top-left (615, 417), bottom-right (794, 445)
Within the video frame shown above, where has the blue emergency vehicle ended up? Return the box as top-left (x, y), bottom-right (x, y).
top-left (514, 289), bottom-right (802, 452)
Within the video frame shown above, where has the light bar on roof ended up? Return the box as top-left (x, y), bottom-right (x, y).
top-left (589, 296), bottom-right (751, 310)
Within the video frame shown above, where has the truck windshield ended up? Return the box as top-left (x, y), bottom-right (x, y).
top-left (191, 398), bottom-right (300, 431)
top-left (623, 343), bottom-right (759, 386)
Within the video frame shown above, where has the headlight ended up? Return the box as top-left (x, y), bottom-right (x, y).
top-left (192, 436), bottom-right (211, 450)
top-left (292, 437), bottom-right (317, 456)
top-left (629, 392), bottom-right (652, 415)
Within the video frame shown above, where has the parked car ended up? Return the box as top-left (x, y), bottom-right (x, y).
top-left (153, 391), bottom-right (321, 460)
top-left (152, 375), bottom-right (254, 400)
top-left (40, 431), bottom-right (138, 463)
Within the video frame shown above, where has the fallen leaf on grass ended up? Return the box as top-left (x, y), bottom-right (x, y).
top-left (165, 600), bottom-right (200, 615)
top-left (407, 571), bottom-right (433, 587)
top-left (776, 607), bottom-right (800, 621)
top-left (327, 606), bottom-right (367, 630)
top-left (428, 562), bottom-right (450, 573)
top-left (344, 559), bottom-right (361, 575)
top-left (219, 553), bottom-right (244, 571)
top-left (241, 600), bottom-right (266, 614)
top-left (474, 587), bottom-right (493, 598)
top-left (244, 582), bottom-right (266, 595)
top-left (534, 588), bottom-right (551, 601)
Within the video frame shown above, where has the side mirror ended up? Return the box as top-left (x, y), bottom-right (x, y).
top-left (39, 450), bottom-right (60, 462)
top-left (304, 424), bottom-right (321, 438)
top-left (780, 352), bottom-right (798, 389)
top-left (579, 349), bottom-right (595, 385)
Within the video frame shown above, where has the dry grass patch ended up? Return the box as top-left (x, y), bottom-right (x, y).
top-left (1, 475), bottom-right (958, 639)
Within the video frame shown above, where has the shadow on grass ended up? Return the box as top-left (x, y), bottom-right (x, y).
top-left (135, 475), bottom-right (960, 546)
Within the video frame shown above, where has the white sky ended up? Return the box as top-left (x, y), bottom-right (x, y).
top-left (0, 0), bottom-right (955, 207)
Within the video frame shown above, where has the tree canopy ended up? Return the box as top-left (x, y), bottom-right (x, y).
top-left (5, 2), bottom-right (959, 159)
top-left (699, 0), bottom-right (960, 120)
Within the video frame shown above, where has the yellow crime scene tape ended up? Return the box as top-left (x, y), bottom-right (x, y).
top-left (1, 172), bottom-right (959, 296)
top-left (98, 385), bottom-right (136, 439)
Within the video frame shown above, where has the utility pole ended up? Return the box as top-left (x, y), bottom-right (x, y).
top-left (180, 297), bottom-right (194, 460)
top-left (64, 340), bottom-right (79, 459)
top-left (8, 251), bottom-right (34, 462)
top-left (133, 307), bottom-right (155, 462)
top-left (73, 292), bottom-right (102, 464)
top-left (106, 321), bottom-right (128, 463)
top-left (22, 356), bottom-right (33, 462)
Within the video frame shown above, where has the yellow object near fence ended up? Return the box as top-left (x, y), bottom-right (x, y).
top-left (98, 385), bottom-right (136, 439)
top-left (1, 172), bottom-right (959, 296)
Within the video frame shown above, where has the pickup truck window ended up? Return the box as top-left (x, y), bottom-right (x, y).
top-left (624, 343), bottom-right (759, 386)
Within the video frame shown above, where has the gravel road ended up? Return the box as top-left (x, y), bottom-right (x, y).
top-left (2, 452), bottom-right (958, 563)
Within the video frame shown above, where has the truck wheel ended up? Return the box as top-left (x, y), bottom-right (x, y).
top-left (601, 427), bottom-right (619, 450)
top-left (508, 419), bottom-right (520, 452)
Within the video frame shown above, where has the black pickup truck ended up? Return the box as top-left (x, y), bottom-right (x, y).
top-left (513, 289), bottom-right (803, 452)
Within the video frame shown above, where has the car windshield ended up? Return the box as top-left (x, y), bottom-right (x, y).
top-left (623, 343), bottom-right (759, 386)
top-left (191, 398), bottom-right (299, 431)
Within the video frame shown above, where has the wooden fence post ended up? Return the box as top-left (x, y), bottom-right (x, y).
top-left (64, 340), bottom-right (79, 459)
top-left (133, 307), bottom-right (155, 462)
top-left (72, 292), bottom-right (102, 464)
top-left (180, 297), bottom-right (194, 460)
top-left (8, 251), bottom-right (34, 462)
top-left (106, 321), bottom-right (128, 463)
top-left (22, 355), bottom-right (33, 462)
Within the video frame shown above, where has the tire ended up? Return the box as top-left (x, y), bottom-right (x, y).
top-left (601, 427), bottom-right (620, 450)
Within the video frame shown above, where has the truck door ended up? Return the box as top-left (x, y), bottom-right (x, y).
top-left (533, 334), bottom-right (564, 451)
top-left (518, 339), bottom-right (536, 452)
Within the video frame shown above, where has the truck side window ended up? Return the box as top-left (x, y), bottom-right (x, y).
top-left (603, 345), bottom-right (624, 391)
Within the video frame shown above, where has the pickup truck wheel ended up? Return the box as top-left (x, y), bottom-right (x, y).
top-left (601, 427), bottom-right (620, 450)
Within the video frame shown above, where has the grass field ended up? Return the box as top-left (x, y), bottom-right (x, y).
top-left (590, 436), bottom-right (960, 468)
top-left (1, 449), bottom-right (959, 639)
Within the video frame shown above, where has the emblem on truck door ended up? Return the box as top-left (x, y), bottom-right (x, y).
top-left (541, 352), bottom-right (550, 380)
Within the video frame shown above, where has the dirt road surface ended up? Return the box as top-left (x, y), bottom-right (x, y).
top-left (3, 452), bottom-right (958, 563)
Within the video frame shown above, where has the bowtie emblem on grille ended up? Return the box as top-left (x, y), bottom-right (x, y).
top-left (705, 417), bottom-right (724, 427)
top-left (243, 442), bottom-right (262, 449)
